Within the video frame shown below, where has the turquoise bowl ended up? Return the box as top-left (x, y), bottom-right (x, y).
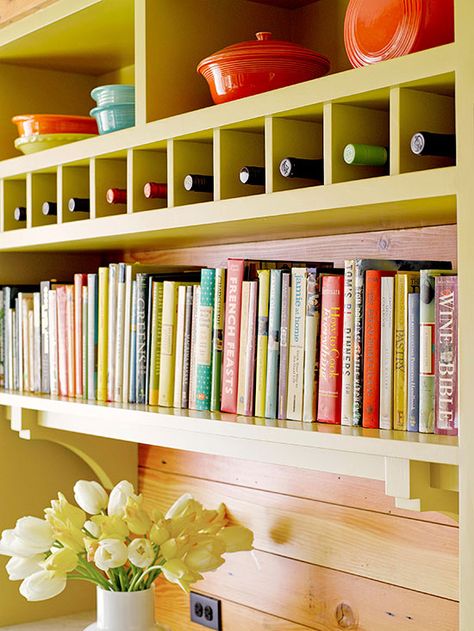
top-left (91, 84), bottom-right (135, 108)
top-left (90, 104), bottom-right (135, 134)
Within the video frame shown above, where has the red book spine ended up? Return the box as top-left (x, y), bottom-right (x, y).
top-left (435, 276), bottom-right (458, 436)
top-left (317, 275), bottom-right (344, 424)
top-left (56, 286), bottom-right (68, 397)
top-left (362, 270), bottom-right (395, 428)
top-left (221, 259), bottom-right (245, 413)
top-left (74, 274), bottom-right (87, 397)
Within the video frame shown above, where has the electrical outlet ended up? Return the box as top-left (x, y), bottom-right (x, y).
top-left (190, 592), bottom-right (222, 630)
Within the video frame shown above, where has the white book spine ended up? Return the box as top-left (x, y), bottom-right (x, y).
top-left (107, 263), bottom-right (118, 402)
top-left (173, 286), bottom-right (187, 408)
top-left (379, 276), bottom-right (395, 429)
top-left (87, 276), bottom-right (97, 401)
top-left (48, 290), bottom-right (59, 396)
top-left (17, 296), bottom-right (23, 392)
top-left (341, 260), bottom-right (355, 425)
top-left (33, 293), bottom-right (41, 393)
top-left (286, 268), bottom-right (307, 420)
top-left (28, 310), bottom-right (34, 392)
top-left (188, 286), bottom-right (201, 410)
top-left (121, 265), bottom-right (132, 403)
top-left (113, 264), bottom-right (126, 402)
top-left (82, 286), bottom-right (88, 400)
top-left (303, 270), bottom-right (318, 422)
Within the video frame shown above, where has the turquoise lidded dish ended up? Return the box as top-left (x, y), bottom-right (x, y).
top-left (90, 103), bottom-right (135, 134)
top-left (91, 84), bottom-right (135, 108)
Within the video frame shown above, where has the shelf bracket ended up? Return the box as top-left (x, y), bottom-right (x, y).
top-left (6, 405), bottom-right (137, 490)
top-left (384, 456), bottom-right (459, 520)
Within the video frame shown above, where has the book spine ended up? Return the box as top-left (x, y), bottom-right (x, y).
top-left (196, 269), bottom-right (216, 411)
top-left (135, 273), bottom-right (148, 404)
top-left (317, 275), bottom-right (344, 423)
top-left (237, 282), bottom-right (250, 416)
top-left (121, 265), bottom-right (133, 404)
top-left (82, 285), bottom-right (88, 399)
top-left (145, 277), bottom-right (154, 403)
top-left (17, 295), bottom-right (23, 392)
top-left (74, 274), bottom-right (87, 397)
top-left (244, 281), bottom-right (258, 416)
top-left (48, 290), bottom-right (58, 396)
top-left (188, 286), bottom-right (200, 410)
top-left (33, 293), bottom-right (41, 393)
top-left (210, 268), bottom-right (225, 411)
top-left (407, 292), bottom-right (420, 431)
top-left (87, 274), bottom-right (98, 401)
top-left (254, 269), bottom-right (270, 417)
top-left (97, 268), bottom-right (109, 402)
top-left (113, 263), bottom-right (126, 402)
top-left (341, 260), bottom-right (355, 425)
top-left (352, 261), bottom-right (365, 426)
top-left (107, 263), bottom-right (118, 401)
top-left (265, 269), bottom-right (282, 419)
top-left (4, 288), bottom-right (10, 389)
top-left (362, 271), bottom-right (383, 428)
top-left (303, 268), bottom-right (319, 422)
top-left (181, 286), bottom-right (194, 408)
top-left (12, 308), bottom-right (18, 391)
top-left (148, 281), bottom-right (164, 407)
top-left (28, 308), bottom-right (34, 392)
top-left (158, 281), bottom-right (178, 407)
top-left (173, 285), bottom-right (187, 407)
top-left (56, 286), bottom-right (68, 397)
top-left (40, 281), bottom-right (51, 393)
top-left (221, 258), bottom-right (245, 413)
top-left (128, 280), bottom-right (138, 404)
top-left (287, 267), bottom-right (307, 420)
top-left (21, 296), bottom-right (30, 392)
top-left (379, 277), bottom-right (395, 429)
top-left (0, 290), bottom-right (4, 388)
top-left (435, 276), bottom-right (458, 435)
top-left (277, 272), bottom-right (291, 419)
top-left (65, 286), bottom-right (75, 396)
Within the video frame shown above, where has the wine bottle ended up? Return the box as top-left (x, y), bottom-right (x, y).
top-left (239, 166), bottom-right (265, 186)
top-left (410, 131), bottom-right (456, 158)
top-left (343, 143), bottom-right (388, 166)
top-left (13, 206), bottom-right (26, 222)
top-left (279, 157), bottom-right (324, 182)
top-left (143, 182), bottom-right (167, 199)
top-left (42, 201), bottom-right (57, 216)
top-left (183, 174), bottom-right (213, 193)
top-left (106, 188), bottom-right (127, 204)
top-left (68, 197), bottom-right (90, 213)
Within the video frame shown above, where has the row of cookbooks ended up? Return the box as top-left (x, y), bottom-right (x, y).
top-left (0, 256), bottom-right (458, 436)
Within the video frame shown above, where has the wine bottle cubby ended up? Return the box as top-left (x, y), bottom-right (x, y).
top-left (58, 164), bottom-right (91, 224)
top-left (29, 171), bottom-right (57, 227)
top-left (92, 155), bottom-right (128, 218)
top-left (169, 137), bottom-right (214, 207)
top-left (130, 146), bottom-right (168, 212)
top-left (2, 178), bottom-right (27, 231)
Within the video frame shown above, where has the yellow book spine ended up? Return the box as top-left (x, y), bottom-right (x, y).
top-left (97, 267), bottom-right (109, 402)
top-left (158, 281), bottom-right (178, 407)
top-left (255, 269), bottom-right (270, 418)
top-left (148, 281), bottom-right (164, 407)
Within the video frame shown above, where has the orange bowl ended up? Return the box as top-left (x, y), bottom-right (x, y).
top-left (12, 114), bottom-right (98, 137)
top-left (344, 0), bottom-right (454, 68)
top-left (197, 32), bottom-right (330, 105)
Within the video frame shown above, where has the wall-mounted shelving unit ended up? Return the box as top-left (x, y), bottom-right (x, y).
top-left (0, 0), bottom-right (471, 628)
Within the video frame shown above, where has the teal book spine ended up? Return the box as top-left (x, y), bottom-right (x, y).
top-left (196, 268), bottom-right (216, 410)
top-left (265, 269), bottom-right (282, 419)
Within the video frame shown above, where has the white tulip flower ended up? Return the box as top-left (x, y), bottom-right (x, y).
top-left (84, 520), bottom-right (101, 539)
top-left (74, 480), bottom-right (108, 515)
top-left (6, 555), bottom-right (44, 581)
top-left (19, 570), bottom-right (67, 601)
top-left (128, 538), bottom-right (154, 568)
top-left (14, 517), bottom-right (54, 554)
top-left (165, 493), bottom-right (193, 519)
top-left (94, 538), bottom-right (128, 571)
top-left (108, 480), bottom-right (138, 516)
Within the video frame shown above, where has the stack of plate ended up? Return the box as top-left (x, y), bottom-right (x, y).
top-left (90, 84), bottom-right (135, 134)
top-left (12, 114), bottom-right (98, 154)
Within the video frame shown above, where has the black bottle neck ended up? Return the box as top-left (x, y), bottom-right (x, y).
top-left (279, 157), bottom-right (324, 181)
top-left (239, 166), bottom-right (265, 186)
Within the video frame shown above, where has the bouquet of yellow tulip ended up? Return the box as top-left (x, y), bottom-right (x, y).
top-left (0, 479), bottom-right (253, 602)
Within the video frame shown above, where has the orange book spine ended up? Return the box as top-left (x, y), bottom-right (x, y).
top-left (362, 271), bottom-right (395, 428)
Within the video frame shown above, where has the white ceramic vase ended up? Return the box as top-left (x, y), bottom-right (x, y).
top-left (84, 586), bottom-right (170, 631)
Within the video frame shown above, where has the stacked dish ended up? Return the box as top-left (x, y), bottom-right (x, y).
top-left (12, 114), bottom-right (98, 155)
top-left (90, 84), bottom-right (135, 134)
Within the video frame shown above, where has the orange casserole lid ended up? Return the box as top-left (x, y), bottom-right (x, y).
top-left (197, 32), bottom-right (330, 68)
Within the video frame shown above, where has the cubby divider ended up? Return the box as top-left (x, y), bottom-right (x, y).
top-left (325, 102), bottom-right (390, 184)
top-left (2, 178), bottom-right (27, 231)
top-left (266, 115), bottom-right (324, 193)
top-left (28, 171), bottom-right (57, 227)
top-left (214, 127), bottom-right (265, 200)
top-left (393, 86), bottom-right (455, 174)
top-left (58, 164), bottom-right (92, 223)
top-left (168, 137), bottom-right (214, 207)
top-left (92, 156), bottom-right (128, 218)
top-left (129, 147), bottom-right (168, 212)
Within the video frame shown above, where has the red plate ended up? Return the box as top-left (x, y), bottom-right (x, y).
top-left (344, 0), bottom-right (454, 68)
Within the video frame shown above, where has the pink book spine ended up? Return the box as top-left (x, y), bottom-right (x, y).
top-left (66, 285), bottom-right (75, 397)
top-left (435, 276), bottom-right (458, 436)
top-left (221, 259), bottom-right (245, 413)
top-left (56, 286), bottom-right (68, 397)
top-left (244, 280), bottom-right (258, 416)
top-left (74, 274), bottom-right (87, 397)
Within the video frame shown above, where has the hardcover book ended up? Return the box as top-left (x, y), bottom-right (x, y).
top-left (74, 274), bottom-right (87, 398)
top-left (97, 268), bottom-right (109, 402)
top-left (277, 271), bottom-right (291, 420)
top-left (48, 290), bottom-right (58, 397)
top-left (379, 276), bottom-right (395, 429)
top-left (148, 281), bottom-right (164, 407)
top-left (341, 260), bottom-right (355, 425)
top-left (181, 285), bottom-right (194, 409)
top-left (237, 282), bottom-right (250, 416)
top-left (407, 292), bottom-right (420, 432)
top-left (113, 263), bottom-right (126, 403)
top-left (173, 285), bottom-right (187, 408)
top-left (265, 269), bottom-right (282, 419)
top-left (287, 267), bottom-right (307, 420)
top-left (107, 263), bottom-right (118, 402)
top-left (188, 286), bottom-right (201, 410)
top-left (87, 274), bottom-right (98, 401)
top-left (56, 286), bottom-right (68, 397)
top-left (303, 268), bottom-right (320, 422)
top-left (196, 268), bottom-right (216, 411)
top-left (158, 281), bottom-right (179, 407)
top-left (255, 269), bottom-right (270, 417)
top-left (135, 273), bottom-right (148, 405)
top-left (210, 268), bottom-right (225, 412)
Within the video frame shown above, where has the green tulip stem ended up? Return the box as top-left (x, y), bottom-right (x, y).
top-left (128, 562), bottom-right (163, 592)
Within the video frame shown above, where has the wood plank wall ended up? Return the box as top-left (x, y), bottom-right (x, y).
top-left (0, 0), bottom-right (55, 26)
top-left (134, 223), bottom-right (459, 631)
